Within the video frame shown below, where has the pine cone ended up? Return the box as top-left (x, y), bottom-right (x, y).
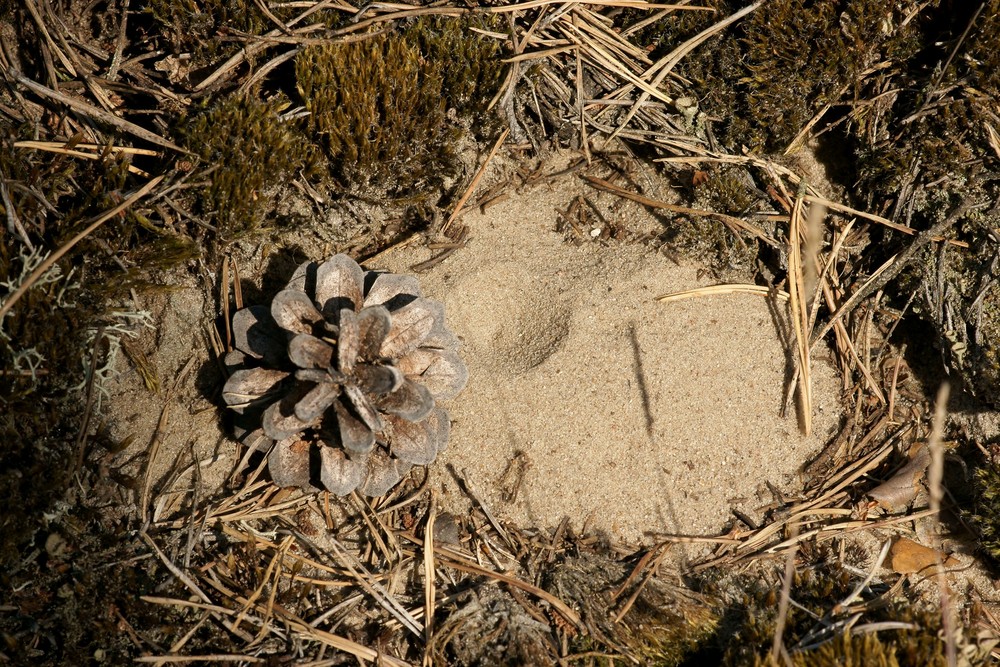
top-left (222, 254), bottom-right (467, 496)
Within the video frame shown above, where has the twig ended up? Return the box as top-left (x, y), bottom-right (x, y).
top-left (583, 174), bottom-right (778, 246)
top-left (0, 172), bottom-right (34, 250)
top-left (107, 0), bottom-right (130, 79)
top-left (140, 532), bottom-right (213, 605)
top-left (442, 128), bottom-right (509, 235)
top-left (447, 464), bottom-right (513, 549)
top-left (803, 194), bottom-right (969, 247)
top-left (74, 326), bottom-right (105, 477)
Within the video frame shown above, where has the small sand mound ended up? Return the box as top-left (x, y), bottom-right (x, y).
top-left (448, 260), bottom-right (574, 374)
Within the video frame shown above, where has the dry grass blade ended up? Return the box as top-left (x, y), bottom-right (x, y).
top-left (13, 140), bottom-right (160, 156)
top-left (423, 491), bottom-right (438, 667)
top-left (927, 382), bottom-right (957, 667)
top-left (661, 154), bottom-right (972, 247)
top-left (14, 139), bottom-right (158, 175)
top-left (135, 655), bottom-right (267, 664)
top-left (787, 188), bottom-right (814, 436)
top-left (558, 22), bottom-right (674, 105)
top-left (397, 531), bottom-right (583, 632)
top-left (838, 540), bottom-right (892, 613)
top-left (199, 571), bottom-right (413, 667)
top-left (485, 0), bottom-right (716, 16)
top-left (656, 284), bottom-right (790, 302)
top-left (691, 434), bottom-right (902, 572)
top-left (771, 523), bottom-right (799, 664)
top-left (442, 550), bottom-right (582, 632)
top-left (8, 72), bottom-right (186, 153)
top-left (327, 536), bottom-right (424, 637)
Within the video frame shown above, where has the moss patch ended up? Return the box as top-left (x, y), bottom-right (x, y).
top-left (296, 18), bottom-right (503, 195)
top-left (716, 563), bottom-right (961, 667)
top-left (179, 94), bottom-right (318, 238)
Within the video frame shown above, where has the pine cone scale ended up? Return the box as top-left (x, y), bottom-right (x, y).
top-left (270, 289), bottom-right (324, 335)
top-left (315, 253), bottom-right (365, 320)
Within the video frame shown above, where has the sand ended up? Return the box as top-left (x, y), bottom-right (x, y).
top-left (103, 159), bottom-right (843, 544)
top-left (372, 170), bottom-right (842, 543)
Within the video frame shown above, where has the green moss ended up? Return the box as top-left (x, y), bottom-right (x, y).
top-left (758, 631), bottom-right (950, 667)
top-left (296, 18), bottom-right (503, 194)
top-left (179, 94), bottom-right (317, 237)
top-left (623, 0), bottom-right (932, 153)
top-left (548, 553), bottom-right (718, 667)
top-left (737, 0), bottom-right (928, 152)
top-left (407, 15), bottom-right (506, 121)
top-left (715, 563), bottom-right (968, 667)
top-left (296, 34), bottom-right (446, 193)
top-left (615, 0), bottom-right (731, 56)
top-left (957, 0), bottom-right (1000, 97)
top-left (697, 165), bottom-right (762, 216)
top-left (661, 212), bottom-right (759, 274)
top-left (617, 587), bottom-right (718, 666)
top-left (843, 2), bottom-right (1000, 213)
top-left (970, 457), bottom-right (1000, 561)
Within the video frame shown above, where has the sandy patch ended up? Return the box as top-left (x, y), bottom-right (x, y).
top-left (103, 159), bottom-right (843, 544)
top-left (373, 173), bottom-right (842, 543)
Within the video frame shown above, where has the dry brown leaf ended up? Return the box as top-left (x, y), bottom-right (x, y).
top-left (889, 537), bottom-right (960, 574)
top-left (867, 444), bottom-right (930, 512)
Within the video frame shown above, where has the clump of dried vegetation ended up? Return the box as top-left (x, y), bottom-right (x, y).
top-left (4, 0), bottom-right (1000, 664)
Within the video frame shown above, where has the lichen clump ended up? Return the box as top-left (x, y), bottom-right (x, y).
top-left (222, 254), bottom-right (467, 496)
